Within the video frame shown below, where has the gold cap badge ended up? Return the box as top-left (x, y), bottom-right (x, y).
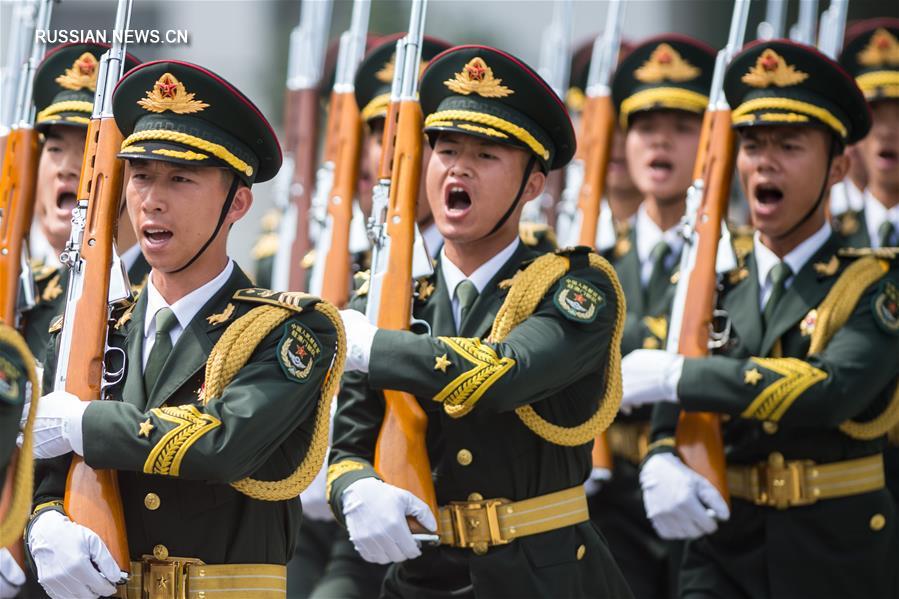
top-left (137, 73), bottom-right (209, 114)
top-left (55, 52), bottom-right (100, 92)
top-left (742, 49), bottom-right (809, 88)
top-left (444, 57), bottom-right (513, 98)
top-left (858, 28), bottom-right (899, 68)
top-left (634, 44), bottom-right (700, 84)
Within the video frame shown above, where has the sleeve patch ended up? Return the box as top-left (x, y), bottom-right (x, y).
top-left (873, 280), bottom-right (899, 336)
top-left (278, 321), bottom-right (322, 383)
top-left (553, 276), bottom-right (605, 323)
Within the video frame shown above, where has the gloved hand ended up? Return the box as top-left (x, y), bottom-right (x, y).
top-left (639, 453), bottom-right (730, 540)
top-left (28, 510), bottom-right (127, 599)
top-left (340, 309), bottom-right (378, 373)
top-left (0, 548), bottom-right (25, 599)
top-left (621, 349), bottom-right (683, 411)
top-left (342, 477), bottom-right (436, 564)
top-left (19, 390), bottom-right (88, 459)
top-left (583, 466), bottom-right (612, 497)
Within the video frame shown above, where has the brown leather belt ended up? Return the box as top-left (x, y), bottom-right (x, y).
top-left (437, 486), bottom-right (589, 555)
top-left (120, 557), bottom-right (286, 599)
top-left (607, 422), bottom-right (651, 464)
top-left (727, 452), bottom-right (884, 510)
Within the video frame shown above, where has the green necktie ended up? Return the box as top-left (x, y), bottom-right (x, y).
top-left (763, 262), bottom-right (793, 326)
top-left (646, 241), bottom-right (672, 306)
top-left (144, 307), bottom-right (178, 396)
top-left (455, 279), bottom-right (479, 329)
top-left (879, 221), bottom-right (896, 247)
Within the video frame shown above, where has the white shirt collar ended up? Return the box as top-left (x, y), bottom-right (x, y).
top-left (754, 222), bottom-right (832, 305)
top-left (441, 237), bottom-right (520, 303)
top-left (864, 190), bottom-right (899, 248)
top-left (144, 259), bottom-right (235, 339)
top-left (635, 203), bottom-right (684, 286)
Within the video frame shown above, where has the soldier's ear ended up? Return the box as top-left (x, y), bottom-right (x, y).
top-left (827, 152), bottom-right (851, 189)
top-left (226, 185), bottom-right (254, 224)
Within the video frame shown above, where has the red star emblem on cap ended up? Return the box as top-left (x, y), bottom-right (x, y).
top-left (77, 57), bottom-right (95, 75)
top-left (157, 76), bottom-right (178, 98)
top-left (466, 62), bottom-right (486, 81)
top-left (761, 54), bottom-right (779, 71)
top-left (657, 49), bottom-right (672, 64)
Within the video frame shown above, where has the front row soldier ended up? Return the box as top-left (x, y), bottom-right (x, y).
top-left (327, 45), bottom-right (633, 598)
top-left (23, 61), bottom-right (343, 599)
top-left (622, 41), bottom-right (899, 598)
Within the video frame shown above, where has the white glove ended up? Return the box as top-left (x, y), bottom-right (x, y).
top-left (28, 510), bottom-right (127, 599)
top-left (340, 309), bottom-right (378, 373)
top-left (621, 349), bottom-right (684, 410)
top-left (19, 391), bottom-right (88, 459)
top-left (0, 548), bottom-right (25, 599)
top-left (583, 467), bottom-right (612, 497)
top-left (342, 477), bottom-right (436, 564)
top-left (639, 453), bottom-right (730, 540)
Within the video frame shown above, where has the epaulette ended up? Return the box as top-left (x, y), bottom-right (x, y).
top-left (251, 232), bottom-right (279, 260)
top-left (48, 314), bottom-right (63, 334)
top-left (553, 245), bottom-right (596, 273)
top-left (837, 247), bottom-right (899, 261)
top-left (552, 245), bottom-right (593, 257)
top-left (232, 288), bottom-right (318, 313)
top-left (519, 222), bottom-right (557, 248)
top-left (260, 208), bottom-right (282, 233)
top-left (832, 210), bottom-right (862, 237)
top-left (352, 270), bottom-right (370, 296)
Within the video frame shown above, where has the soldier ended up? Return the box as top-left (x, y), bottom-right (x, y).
top-left (327, 44), bottom-right (633, 598)
top-left (622, 40), bottom-right (899, 598)
top-left (25, 43), bottom-right (145, 363)
top-left (587, 35), bottom-right (714, 599)
top-left (23, 60), bottom-right (343, 599)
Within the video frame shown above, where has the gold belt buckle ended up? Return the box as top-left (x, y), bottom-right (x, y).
top-left (447, 498), bottom-right (510, 554)
top-left (757, 452), bottom-right (815, 509)
top-left (141, 555), bottom-right (203, 599)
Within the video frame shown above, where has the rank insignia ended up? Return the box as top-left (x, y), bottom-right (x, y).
top-left (858, 28), bottom-right (899, 68)
top-left (872, 280), bottom-right (899, 335)
top-left (741, 49), bottom-right (809, 88)
top-left (278, 321), bottom-right (321, 383)
top-left (743, 368), bottom-right (763, 386)
top-left (138, 418), bottom-right (155, 438)
top-left (434, 353), bottom-right (452, 373)
top-left (444, 57), bottom-right (513, 98)
top-left (55, 52), bottom-right (99, 91)
top-left (138, 73), bottom-right (209, 114)
top-left (635, 43), bottom-right (700, 83)
top-left (554, 276), bottom-right (605, 323)
top-left (799, 309), bottom-right (817, 337)
top-left (0, 357), bottom-right (21, 403)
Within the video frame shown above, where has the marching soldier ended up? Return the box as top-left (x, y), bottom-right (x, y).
top-left (328, 44), bottom-right (633, 598)
top-left (25, 42), bottom-right (146, 363)
top-left (622, 40), bottom-right (899, 598)
top-left (25, 60), bottom-right (343, 599)
top-left (589, 35), bottom-right (714, 599)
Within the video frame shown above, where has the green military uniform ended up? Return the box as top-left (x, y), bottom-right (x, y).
top-left (328, 45), bottom-right (633, 598)
top-left (648, 41), bottom-right (899, 599)
top-left (29, 60), bottom-right (343, 599)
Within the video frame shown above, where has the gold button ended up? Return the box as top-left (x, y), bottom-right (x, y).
top-left (870, 514), bottom-right (886, 531)
top-left (576, 544), bottom-right (586, 560)
top-left (472, 542), bottom-right (488, 556)
top-left (457, 449), bottom-right (473, 466)
top-left (153, 544), bottom-right (168, 560)
top-left (468, 492), bottom-right (483, 501)
top-left (144, 493), bottom-right (161, 511)
top-left (762, 421), bottom-right (778, 435)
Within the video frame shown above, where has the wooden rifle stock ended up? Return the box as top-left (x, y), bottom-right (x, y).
top-left (0, 127), bottom-right (40, 325)
top-left (286, 88), bottom-right (320, 292)
top-left (320, 93), bottom-right (362, 307)
top-left (64, 116), bottom-right (130, 571)
top-left (377, 100), bottom-right (400, 180)
top-left (373, 98), bottom-right (438, 523)
top-left (674, 108), bottom-right (735, 502)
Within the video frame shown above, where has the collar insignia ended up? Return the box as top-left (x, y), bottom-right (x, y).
top-left (742, 49), bottom-right (809, 88)
top-left (858, 28), bottom-right (899, 68)
top-left (813, 255), bottom-right (839, 277)
top-left (800, 309), bottom-right (817, 337)
top-left (206, 303), bottom-right (235, 325)
top-left (56, 52), bottom-right (100, 92)
top-left (444, 57), bottom-right (513, 98)
top-left (138, 73), bottom-right (209, 114)
top-left (635, 44), bottom-right (700, 83)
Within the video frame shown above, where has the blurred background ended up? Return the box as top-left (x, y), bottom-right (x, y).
top-left (2, 0), bottom-right (897, 269)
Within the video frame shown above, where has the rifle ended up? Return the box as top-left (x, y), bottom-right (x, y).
top-left (366, 0), bottom-right (438, 526)
top-left (756, 0), bottom-right (787, 40)
top-left (271, 0), bottom-right (333, 292)
top-left (54, 0), bottom-right (135, 572)
top-left (667, 0), bottom-right (751, 501)
top-left (0, 1), bottom-right (38, 166)
top-left (308, 0), bottom-right (371, 306)
top-left (817, 0), bottom-right (849, 59)
top-left (0, 0), bottom-right (52, 329)
top-left (789, 0), bottom-right (819, 46)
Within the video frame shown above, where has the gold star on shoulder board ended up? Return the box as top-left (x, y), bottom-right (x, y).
top-left (434, 353), bottom-right (452, 373)
top-left (744, 368), bottom-right (763, 386)
top-left (138, 418), bottom-right (155, 438)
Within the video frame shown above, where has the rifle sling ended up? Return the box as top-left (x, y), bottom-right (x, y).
top-left (172, 174), bottom-right (240, 274)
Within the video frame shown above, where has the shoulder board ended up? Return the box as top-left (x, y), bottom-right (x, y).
top-left (251, 232), bottom-right (279, 260)
top-left (352, 270), bottom-right (370, 296)
top-left (837, 247), bottom-right (899, 261)
top-left (232, 288), bottom-right (319, 313)
top-left (519, 222), bottom-right (557, 248)
top-left (553, 245), bottom-right (593, 257)
top-left (48, 314), bottom-right (64, 334)
top-left (260, 208), bottom-right (282, 233)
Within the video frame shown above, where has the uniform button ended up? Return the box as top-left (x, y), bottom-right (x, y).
top-left (870, 514), bottom-right (886, 531)
top-left (456, 449), bottom-right (473, 466)
top-left (576, 544), bottom-right (586, 560)
top-left (762, 421), bottom-right (778, 435)
top-left (468, 492), bottom-right (483, 502)
top-left (153, 544), bottom-right (169, 560)
top-left (144, 492), bottom-right (161, 511)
